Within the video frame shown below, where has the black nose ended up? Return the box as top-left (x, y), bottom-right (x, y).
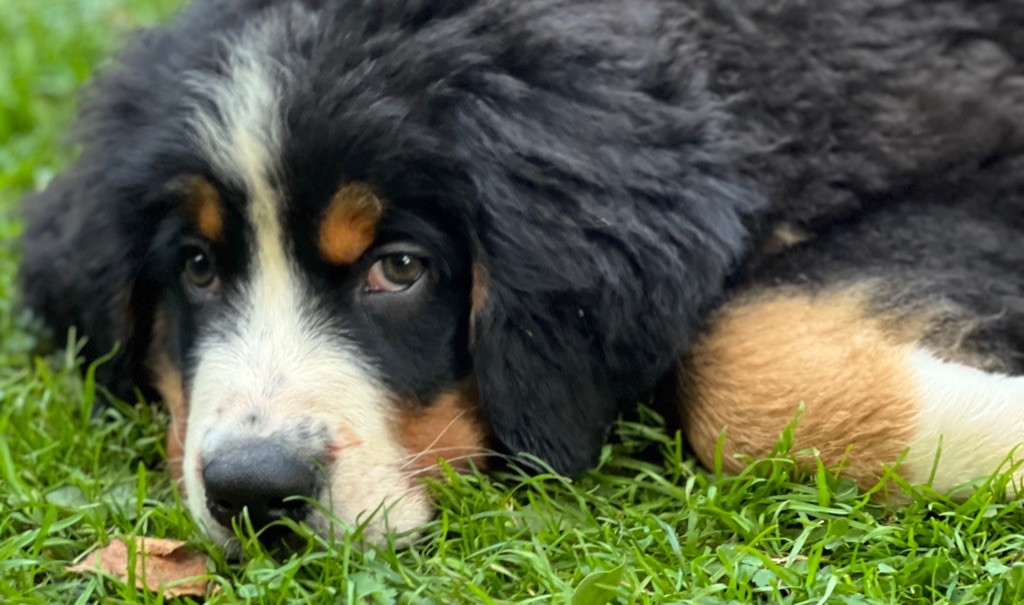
top-left (202, 438), bottom-right (320, 533)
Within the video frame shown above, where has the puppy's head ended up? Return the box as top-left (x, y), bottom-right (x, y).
top-left (20, 0), bottom-right (761, 547)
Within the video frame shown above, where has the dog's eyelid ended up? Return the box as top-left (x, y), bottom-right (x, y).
top-left (178, 237), bottom-right (215, 258)
top-left (368, 240), bottom-right (431, 260)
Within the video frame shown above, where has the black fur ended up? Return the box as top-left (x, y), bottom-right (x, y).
top-left (20, 0), bottom-right (1024, 475)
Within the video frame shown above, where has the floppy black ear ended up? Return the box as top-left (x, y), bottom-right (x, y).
top-left (20, 162), bottom-right (156, 400)
top-left (458, 107), bottom-right (765, 475)
top-left (468, 166), bottom-right (761, 475)
top-left (446, 4), bottom-right (767, 475)
top-left (469, 257), bottom-right (617, 476)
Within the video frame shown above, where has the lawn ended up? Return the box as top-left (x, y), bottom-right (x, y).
top-left (3, 1), bottom-right (1024, 603)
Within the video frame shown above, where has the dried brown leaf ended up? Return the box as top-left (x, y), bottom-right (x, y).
top-left (68, 537), bottom-right (210, 598)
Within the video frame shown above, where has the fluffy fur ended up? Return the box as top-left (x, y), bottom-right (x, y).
top-left (19, 0), bottom-right (1024, 545)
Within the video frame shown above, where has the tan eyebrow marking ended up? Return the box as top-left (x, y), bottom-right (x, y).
top-left (185, 177), bottom-right (224, 242)
top-left (318, 182), bottom-right (385, 265)
top-left (146, 309), bottom-right (189, 496)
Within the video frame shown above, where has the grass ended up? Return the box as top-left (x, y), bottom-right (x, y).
top-left (3, 0), bottom-right (1024, 602)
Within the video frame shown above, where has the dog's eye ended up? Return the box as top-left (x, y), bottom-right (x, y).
top-left (182, 245), bottom-right (219, 292)
top-left (365, 254), bottom-right (425, 293)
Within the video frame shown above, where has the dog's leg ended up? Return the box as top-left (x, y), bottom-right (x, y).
top-left (677, 204), bottom-right (1024, 493)
top-left (677, 286), bottom-right (1024, 492)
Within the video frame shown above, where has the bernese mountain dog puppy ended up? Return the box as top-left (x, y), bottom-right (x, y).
top-left (19, 0), bottom-right (1024, 548)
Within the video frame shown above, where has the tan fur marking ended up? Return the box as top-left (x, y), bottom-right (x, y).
top-left (394, 382), bottom-right (490, 476)
top-left (471, 263), bottom-right (489, 316)
top-left (185, 177), bottom-right (224, 242)
top-left (326, 425), bottom-right (366, 463)
top-left (146, 312), bottom-right (189, 495)
top-left (469, 263), bottom-right (489, 345)
top-left (678, 290), bottom-right (921, 486)
top-left (318, 183), bottom-right (384, 265)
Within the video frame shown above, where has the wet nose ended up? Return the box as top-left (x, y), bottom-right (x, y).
top-left (202, 438), bottom-right (320, 532)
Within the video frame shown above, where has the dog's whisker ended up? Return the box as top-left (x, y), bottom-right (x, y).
top-left (396, 408), bottom-right (474, 472)
top-left (395, 446), bottom-right (501, 473)
top-left (395, 450), bottom-right (510, 481)
top-left (395, 443), bottom-right (489, 466)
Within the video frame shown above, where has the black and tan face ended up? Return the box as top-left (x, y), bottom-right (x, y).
top-left (150, 176), bottom-right (486, 547)
top-left (138, 21), bottom-right (491, 547)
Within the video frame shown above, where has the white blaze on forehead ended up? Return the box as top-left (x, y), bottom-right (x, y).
top-left (180, 8), bottom-right (432, 548)
top-left (185, 3), bottom-right (299, 194)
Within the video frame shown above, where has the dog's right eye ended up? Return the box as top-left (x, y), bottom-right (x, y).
top-left (365, 254), bottom-right (425, 293)
top-left (182, 245), bottom-right (220, 293)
